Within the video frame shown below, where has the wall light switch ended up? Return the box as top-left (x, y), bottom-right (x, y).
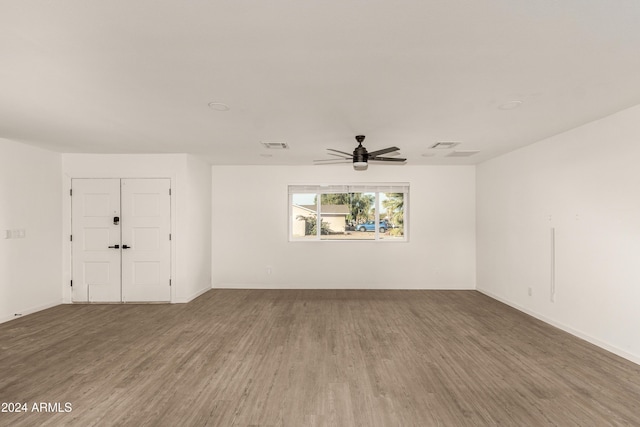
top-left (4, 230), bottom-right (11, 239)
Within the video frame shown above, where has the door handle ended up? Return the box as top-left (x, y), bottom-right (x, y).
top-left (122, 245), bottom-right (131, 249)
top-left (108, 245), bottom-right (120, 249)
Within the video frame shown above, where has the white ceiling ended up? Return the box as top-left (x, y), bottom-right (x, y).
top-left (2, 0), bottom-right (640, 165)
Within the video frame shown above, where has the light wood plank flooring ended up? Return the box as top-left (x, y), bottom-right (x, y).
top-left (1, 290), bottom-right (639, 426)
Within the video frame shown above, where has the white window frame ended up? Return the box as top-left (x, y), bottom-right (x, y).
top-left (288, 183), bottom-right (409, 242)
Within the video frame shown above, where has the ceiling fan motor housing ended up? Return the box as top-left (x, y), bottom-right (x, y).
top-left (353, 135), bottom-right (368, 163)
top-left (353, 144), bottom-right (368, 163)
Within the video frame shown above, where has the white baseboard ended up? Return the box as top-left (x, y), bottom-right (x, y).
top-left (212, 283), bottom-right (474, 290)
top-left (477, 288), bottom-right (640, 366)
top-left (174, 286), bottom-right (211, 303)
top-left (0, 300), bottom-right (63, 324)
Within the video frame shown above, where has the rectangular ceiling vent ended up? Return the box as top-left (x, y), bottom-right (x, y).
top-left (445, 150), bottom-right (480, 157)
top-left (430, 142), bottom-right (460, 149)
top-left (261, 142), bottom-right (289, 149)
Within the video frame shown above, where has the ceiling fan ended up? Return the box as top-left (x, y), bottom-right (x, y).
top-left (314, 135), bottom-right (407, 170)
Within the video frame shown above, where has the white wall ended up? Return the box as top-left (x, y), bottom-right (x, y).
top-left (179, 154), bottom-right (212, 301)
top-left (62, 153), bottom-right (212, 303)
top-left (0, 138), bottom-right (62, 322)
top-left (477, 104), bottom-right (640, 364)
top-left (212, 165), bottom-right (476, 289)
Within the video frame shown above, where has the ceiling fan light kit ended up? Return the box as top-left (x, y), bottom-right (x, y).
top-left (353, 161), bottom-right (368, 170)
top-left (315, 135), bottom-right (406, 170)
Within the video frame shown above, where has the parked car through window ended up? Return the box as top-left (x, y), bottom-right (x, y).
top-left (355, 220), bottom-right (392, 233)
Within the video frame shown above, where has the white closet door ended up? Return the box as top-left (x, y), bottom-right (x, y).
top-left (71, 179), bottom-right (122, 302)
top-left (120, 179), bottom-right (171, 302)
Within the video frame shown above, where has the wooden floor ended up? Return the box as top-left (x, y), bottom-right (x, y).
top-left (1, 290), bottom-right (639, 426)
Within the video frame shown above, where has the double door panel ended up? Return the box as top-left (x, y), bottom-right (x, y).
top-left (72, 178), bottom-right (171, 302)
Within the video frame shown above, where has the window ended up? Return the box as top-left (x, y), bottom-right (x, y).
top-left (289, 184), bottom-right (409, 241)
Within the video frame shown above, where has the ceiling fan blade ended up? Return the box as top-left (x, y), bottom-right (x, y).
top-left (367, 146), bottom-right (400, 157)
top-left (327, 148), bottom-right (353, 156)
top-left (326, 152), bottom-right (351, 159)
top-left (369, 156), bottom-right (407, 162)
top-left (313, 160), bottom-right (352, 165)
top-left (314, 158), bottom-right (350, 162)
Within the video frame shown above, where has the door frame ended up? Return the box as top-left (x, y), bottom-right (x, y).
top-left (63, 176), bottom-right (175, 303)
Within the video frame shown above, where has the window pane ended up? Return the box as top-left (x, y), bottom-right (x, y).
top-left (289, 185), bottom-right (408, 242)
top-left (318, 193), bottom-right (349, 240)
top-left (380, 192), bottom-right (405, 240)
top-left (321, 192), bottom-right (376, 240)
top-left (291, 193), bottom-right (318, 239)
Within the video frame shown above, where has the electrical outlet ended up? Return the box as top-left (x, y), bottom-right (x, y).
top-left (266, 266), bottom-right (272, 275)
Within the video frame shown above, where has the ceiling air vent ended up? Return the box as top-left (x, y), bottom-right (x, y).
top-left (445, 150), bottom-right (480, 157)
top-left (261, 142), bottom-right (289, 149)
top-left (430, 142), bottom-right (460, 149)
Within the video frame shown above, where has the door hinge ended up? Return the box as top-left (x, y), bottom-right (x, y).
top-left (169, 279), bottom-right (172, 287)
top-left (70, 235), bottom-right (73, 242)
top-left (169, 233), bottom-right (172, 240)
top-left (70, 189), bottom-right (72, 196)
top-left (169, 188), bottom-right (171, 195)
top-left (70, 280), bottom-right (73, 288)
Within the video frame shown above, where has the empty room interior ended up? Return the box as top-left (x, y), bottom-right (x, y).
top-left (2, 1), bottom-right (640, 426)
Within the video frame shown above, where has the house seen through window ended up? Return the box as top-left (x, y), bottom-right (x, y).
top-left (289, 184), bottom-right (408, 241)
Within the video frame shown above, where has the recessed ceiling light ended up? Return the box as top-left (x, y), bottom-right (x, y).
top-left (498, 100), bottom-right (523, 110)
top-left (208, 102), bottom-right (230, 111)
